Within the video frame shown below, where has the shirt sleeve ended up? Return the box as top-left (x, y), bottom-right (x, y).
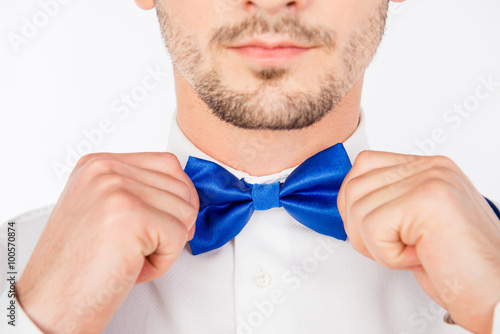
top-left (493, 299), bottom-right (500, 334)
top-left (0, 207), bottom-right (53, 334)
top-left (0, 287), bottom-right (44, 333)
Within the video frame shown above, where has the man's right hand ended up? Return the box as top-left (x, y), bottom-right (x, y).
top-left (15, 152), bottom-right (199, 334)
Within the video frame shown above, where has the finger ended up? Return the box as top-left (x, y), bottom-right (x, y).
top-left (344, 161), bottom-right (445, 209)
top-left (100, 158), bottom-right (199, 240)
top-left (89, 173), bottom-right (197, 234)
top-left (74, 154), bottom-right (199, 210)
top-left (346, 232), bottom-right (375, 261)
top-left (338, 151), bottom-right (423, 227)
top-left (349, 167), bottom-right (463, 228)
top-left (346, 203), bottom-right (416, 266)
top-left (340, 153), bottom-right (461, 252)
top-left (340, 161), bottom-right (423, 241)
top-left (72, 157), bottom-right (198, 240)
top-left (356, 188), bottom-right (439, 269)
top-left (76, 152), bottom-right (184, 177)
top-left (350, 155), bottom-right (464, 201)
top-left (75, 152), bottom-right (197, 202)
top-left (345, 223), bottom-right (422, 269)
top-left (101, 158), bottom-right (194, 204)
top-left (348, 150), bottom-right (424, 181)
top-left (362, 234), bottom-right (421, 270)
top-left (130, 205), bottom-right (190, 284)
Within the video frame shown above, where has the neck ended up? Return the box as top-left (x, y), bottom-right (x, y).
top-left (175, 68), bottom-right (363, 177)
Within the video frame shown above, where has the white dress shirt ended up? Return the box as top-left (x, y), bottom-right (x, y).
top-left (1, 109), bottom-right (500, 334)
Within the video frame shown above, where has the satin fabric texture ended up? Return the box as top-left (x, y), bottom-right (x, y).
top-left (184, 143), bottom-right (352, 255)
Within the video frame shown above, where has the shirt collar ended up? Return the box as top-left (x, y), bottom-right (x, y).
top-left (166, 108), bottom-right (369, 184)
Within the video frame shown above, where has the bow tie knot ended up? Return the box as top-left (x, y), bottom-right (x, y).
top-left (250, 182), bottom-right (281, 211)
top-left (184, 143), bottom-right (352, 255)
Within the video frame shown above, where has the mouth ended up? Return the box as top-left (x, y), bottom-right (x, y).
top-left (227, 38), bottom-right (316, 66)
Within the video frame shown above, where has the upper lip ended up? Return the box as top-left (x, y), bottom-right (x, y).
top-left (228, 38), bottom-right (315, 49)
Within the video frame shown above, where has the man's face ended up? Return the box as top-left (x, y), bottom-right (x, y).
top-left (155, 0), bottom-right (389, 130)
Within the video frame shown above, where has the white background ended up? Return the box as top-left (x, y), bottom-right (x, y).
top-left (1, 0), bottom-right (500, 223)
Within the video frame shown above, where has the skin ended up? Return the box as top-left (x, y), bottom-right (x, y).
top-left (15, 0), bottom-right (499, 333)
top-left (154, 0), bottom-right (390, 175)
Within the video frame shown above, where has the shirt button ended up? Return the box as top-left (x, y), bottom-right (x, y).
top-left (254, 271), bottom-right (271, 288)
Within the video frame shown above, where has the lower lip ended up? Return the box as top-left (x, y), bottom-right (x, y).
top-left (229, 46), bottom-right (312, 65)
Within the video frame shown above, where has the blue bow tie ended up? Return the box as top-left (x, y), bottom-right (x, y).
top-left (184, 143), bottom-right (352, 255)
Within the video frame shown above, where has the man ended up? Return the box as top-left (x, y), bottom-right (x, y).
top-left (1, 0), bottom-right (500, 333)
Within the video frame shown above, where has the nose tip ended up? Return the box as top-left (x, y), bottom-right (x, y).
top-left (243, 0), bottom-right (306, 15)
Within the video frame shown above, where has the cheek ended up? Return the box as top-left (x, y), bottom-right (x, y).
top-left (176, 2), bottom-right (217, 40)
top-left (157, 1), bottom-right (216, 68)
top-left (161, 0), bottom-right (215, 44)
top-left (313, 0), bottom-right (387, 41)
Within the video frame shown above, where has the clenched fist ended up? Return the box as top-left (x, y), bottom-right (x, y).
top-left (338, 151), bottom-right (500, 334)
top-left (16, 152), bottom-right (199, 334)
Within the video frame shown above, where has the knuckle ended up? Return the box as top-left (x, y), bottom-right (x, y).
top-left (105, 190), bottom-right (142, 212)
top-left (95, 174), bottom-right (129, 193)
top-left (421, 167), bottom-right (451, 182)
top-left (361, 210), bottom-right (376, 228)
top-left (361, 211), bottom-right (380, 237)
top-left (163, 216), bottom-right (189, 249)
top-left (161, 152), bottom-right (182, 170)
top-left (349, 199), bottom-right (365, 224)
top-left (179, 203), bottom-right (198, 226)
top-left (176, 181), bottom-right (192, 203)
top-left (427, 155), bottom-right (458, 171)
top-left (355, 150), bottom-right (373, 163)
top-left (71, 157), bottom-right (115, 190)
top-left (344, 177), bottom-right (362, 200)
top-left (100, 191), bottom-right (144, 231)
top-left (80, 156), bottom-right (115, 178)
top-left (417, 178), bottom-right (455, 200)
top-left (76, 153), bottom-right (108, 169)
top-left (351, 150), bottom-right (373, 171)
top-left (171, 217), bottom-right (190, 240)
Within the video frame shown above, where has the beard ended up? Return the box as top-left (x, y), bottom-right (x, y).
top-left (156, 2), bottom-right (388, 130)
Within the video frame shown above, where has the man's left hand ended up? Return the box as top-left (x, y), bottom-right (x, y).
top-left (338, 150), bottom-right (500, 334)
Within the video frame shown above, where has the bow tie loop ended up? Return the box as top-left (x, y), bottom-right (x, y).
top-left (249, 182), bottom-right (282, 211)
